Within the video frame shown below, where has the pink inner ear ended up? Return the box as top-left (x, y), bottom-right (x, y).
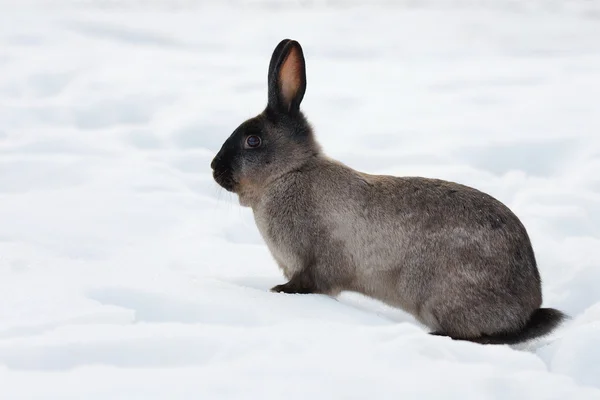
top-left (279, 47), bottom-right (302, 110)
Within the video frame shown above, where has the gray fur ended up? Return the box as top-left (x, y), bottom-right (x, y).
top-left (211, 39), bottom-right (567, 344)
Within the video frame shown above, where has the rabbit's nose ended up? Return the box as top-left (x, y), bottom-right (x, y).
top-left (210, 154), bottom-right (220, 170)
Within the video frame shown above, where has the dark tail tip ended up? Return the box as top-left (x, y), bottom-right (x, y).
top-left (472, 307), bottom-right (569, 345)
top-left (529, 308), bottom-right (569, 336)
top-left (432, 308), bottom-right (569, 345)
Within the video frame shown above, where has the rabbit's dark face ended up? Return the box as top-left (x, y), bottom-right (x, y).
top-left (210, 117), bottom-right (263, 193)
top-left (211, 110), bottom-right (317, 194)
top-left (211, 39), bottom-right (319, 201)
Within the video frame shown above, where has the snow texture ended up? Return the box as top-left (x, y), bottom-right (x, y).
top-left (1, 0), bottom-right (600, 398)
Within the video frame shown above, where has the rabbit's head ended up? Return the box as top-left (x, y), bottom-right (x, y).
top-left (211, 39), bottom-right (320, 204)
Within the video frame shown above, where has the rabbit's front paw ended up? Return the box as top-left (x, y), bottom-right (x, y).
top-left (270, 280), bottom-right (314, 295)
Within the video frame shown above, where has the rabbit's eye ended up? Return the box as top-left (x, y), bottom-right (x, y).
top-left (246, 135), bottom-right (261, 148)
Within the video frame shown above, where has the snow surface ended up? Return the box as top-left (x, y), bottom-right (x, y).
top-left (1, 1), bottom-right (600, 398)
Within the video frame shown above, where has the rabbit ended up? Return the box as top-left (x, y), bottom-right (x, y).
top-left (210, 38), bottom-right (567, 345)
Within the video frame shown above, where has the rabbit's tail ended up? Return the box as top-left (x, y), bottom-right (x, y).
top-left (433, 308), bottom-right (568, 345)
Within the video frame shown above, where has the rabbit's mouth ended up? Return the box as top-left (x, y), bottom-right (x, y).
top-left (213, 169), bottom-right (238, 192)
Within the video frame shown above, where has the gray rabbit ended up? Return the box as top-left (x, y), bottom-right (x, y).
top-left (211, 39), bottom-right (567, 344)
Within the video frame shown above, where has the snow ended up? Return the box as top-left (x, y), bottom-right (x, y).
top-left (1, 0), bottom-right (600, 398)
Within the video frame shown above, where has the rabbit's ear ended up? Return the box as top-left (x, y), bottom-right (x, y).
top-left (267, 39), bottom-right (306, 114)
top-left (267, 39), bottom-right (291, 81)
